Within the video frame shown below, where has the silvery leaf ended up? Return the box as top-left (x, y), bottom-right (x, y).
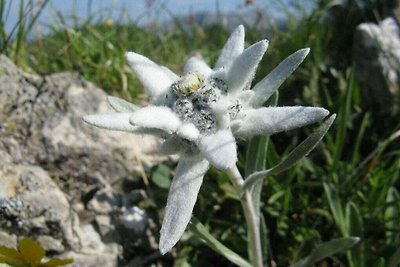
top-left (184, 56), bottom-right (212, 76)
top-left (214, 25), bottom-right (245, 70)
top-left (83, 113), bottom-right (136, 132)
top-left (233, 106), bottom-right (329, 137)
top-left (129, 106), bottom-right (182, 134)
top-left (159, 156), bottom-right (209, 254)
top-left (236, 90), bottom-right (255, 107)
top-left (250, 48), bottom-right (310, 107)
top-left (198, 129), bottom-right (237, 170)
top-left (177, 123), bottom-right (200, 142)
top-left (125, 52), bottom-right (177, 98)
top-left (227, 40), bottom-right (269, 93)
top-left (161, 65), bottom-right (179, 80)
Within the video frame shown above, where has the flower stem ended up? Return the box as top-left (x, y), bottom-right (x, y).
top-left (227, 165), bottom-right (263, 267)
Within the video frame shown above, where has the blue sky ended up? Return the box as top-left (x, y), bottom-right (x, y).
top-left (5, 0), bottom-right (311, 35)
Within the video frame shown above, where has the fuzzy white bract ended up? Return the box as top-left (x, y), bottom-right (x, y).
top-left (83, 25), bottom-right (330, 254)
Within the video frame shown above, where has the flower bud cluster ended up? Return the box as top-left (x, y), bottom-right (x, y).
top-left (171, 72), bottom-right (231, 133)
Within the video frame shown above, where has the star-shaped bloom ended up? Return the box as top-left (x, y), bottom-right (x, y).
top-left (83, 25), bottom-right (330, 254)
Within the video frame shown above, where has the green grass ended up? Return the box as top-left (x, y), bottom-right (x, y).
top-left (1, 0), bottom-right (400, 266)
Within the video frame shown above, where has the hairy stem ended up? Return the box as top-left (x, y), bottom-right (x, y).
top-left (227, 165), bottom-right (263, 267)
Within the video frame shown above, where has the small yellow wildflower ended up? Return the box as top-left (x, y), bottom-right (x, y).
top-left (0, 238), bottom-right (73, 267)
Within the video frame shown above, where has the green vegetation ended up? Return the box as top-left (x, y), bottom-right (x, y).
top-left (1, 0), bottom-right (399, 266)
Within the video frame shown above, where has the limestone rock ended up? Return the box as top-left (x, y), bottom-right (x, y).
top-left (0, 55), bottom-right (168, 266)
top-left (88, 187), bottom-right (121, 214)
top-left (119, 206), bottom-right (148, 234)
top-left (0, 164), bottom-right (72, 240)
top-left (0, 231), bottom-right (17, 247)
top-left (354, 17), bottom-right (400, 112)
top-left (63, 224), bottom-right (121, 267)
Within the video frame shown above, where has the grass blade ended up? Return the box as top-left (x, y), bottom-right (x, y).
top-left (346, 202), bottom-right (364, 267)
top-left (323, 181), bottom-right (346, 235)
top-left (389, 246), bottom-right (400, 267)
top-left (291, 237), bottom-right (360, 267)
top-left (385, 187), bottom-right (400, 244)
top-left (188, 217), bottom-right (252, 267)
top-left (332, 70), bottom-right (355, 171)
top-left (351, 113), bottom-right (370, 166)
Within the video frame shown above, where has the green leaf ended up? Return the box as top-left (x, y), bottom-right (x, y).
top-left (323, 181), bottom-right (346, 235)
top-left (259, 214), bottom-right (270, 262)
top-left (291, 237), bottom-right (360, 267)
top-left (188, 217), bottom-right (252, 267)
top-left (385, 187), bottom-right (400, 244)
top-left (351, 113), bottom-right (370, 166)
top-left (346, 202), bottom-right (364, 267)
top-left (244, 114), bottom-right (336, 190)
top-left (151, 164), bottom-right (171, 189)
top-left (332, 70), bottom-right (355, 172)
top-left (346, 202), bottom-right (363, 237)
top-left (19, 238), bottom-right (45, 266)
top-left (388, 246), bottom-right (400, 267)
top-left (0, 245), bottom-right (25, 267)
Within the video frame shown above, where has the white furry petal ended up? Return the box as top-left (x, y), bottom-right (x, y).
top-left (250, 48), bottom-right (310, 107)
top-left (184, 56), bottom-right (212, 76)
top-left (159, 156), bottom-right (209, 254)
top-left (83, 113), bottom-right (136, 132)
top-left (125, 52), bottom-right (177, 98)
top-left (129, 106), bottom-right (182, 134)
top-left (227, 40), bottom-right (269, 93)
top-left (198, 130), bottom-right (237, 170)
top-left (177, 123), bottom-right (200, 141)
top-left (232, 106), bottom-right (329, 137)
top-left (214, 25), bottom-right (245, 70)
top-left (236, 90), bottom-right (255, 108)
top-left (161, 66), bottom-right (180, 81)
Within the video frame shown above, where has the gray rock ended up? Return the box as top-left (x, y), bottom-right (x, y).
top-left (0, 231), bottom-right (17, 247)
top-left (95, 214), bottom-right (120, 242)
top-left (0, 55), bottom-right (166, 203)
top-left (354, 17), bottom-right (400, 112)
top-left (119, 206), bottom-right (148, 234)
top-left (63, 224), bottom-right (121, 267)
top-left (37, 235), bottom-right (65, 253)
top-left (0, 55), bottom-right (168, 266)
top-left (122, 189), bottom-right (147, 207)
top-left (0, 164), bottom-right (72, 240)
top-left (88, 187), bottom-right (121, 214)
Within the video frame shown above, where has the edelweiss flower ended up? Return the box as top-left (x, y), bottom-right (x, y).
top-left (83, 25), bottom-right (329, 254)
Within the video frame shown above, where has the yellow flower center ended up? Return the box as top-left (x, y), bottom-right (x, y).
top-left (174, 72), bottom-right (204, 95)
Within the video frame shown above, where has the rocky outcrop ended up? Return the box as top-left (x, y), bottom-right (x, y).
top-left (354, 17), bottom-right (400, 112)
top-left (0, 55), bottom-right (167, 266)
